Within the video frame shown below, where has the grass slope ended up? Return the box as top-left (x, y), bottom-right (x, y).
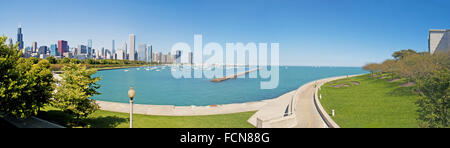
top-left (319, 74), bottom-right (419, 128)
top-left (38, 106), bottom-right (255, 128)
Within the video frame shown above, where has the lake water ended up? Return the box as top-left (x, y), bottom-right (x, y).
top-left (92, 66), bottom-right (367, 106)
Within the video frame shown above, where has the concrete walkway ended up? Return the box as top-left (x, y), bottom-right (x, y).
top-left (294, 75), bottom-right (360, 128)
top-left (2, 115), bottom-right (65, 128)
top-left (97, 100), bottom-right (272, 116)
top-left (294, 80), bottom-right (328, 128)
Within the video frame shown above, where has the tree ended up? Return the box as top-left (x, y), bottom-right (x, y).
top-left (28, 59), bottom-right (54, 113)
top-left (46, 56), bottom-right (57, 64)
top-left (416, 69), bottom-right (449, 128)
top-left (380, 59), bottom-right (398, 80)
top-left (61, 57), bottom-right (70, 64)
top-left (0, 36), bottom-right (54, 118)
top-left (53, 63), bottom-right (101, 124)
top-left (392, 49), bottom-right (417, 60)
top-left (363, 63), bottom-right (381, 77)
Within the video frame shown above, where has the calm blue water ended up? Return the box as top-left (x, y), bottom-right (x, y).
top-left (92, 66), bottom-right (366, 106)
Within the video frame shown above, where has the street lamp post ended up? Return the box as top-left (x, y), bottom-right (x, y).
top-left (128, 87), bottom-right (136, 128)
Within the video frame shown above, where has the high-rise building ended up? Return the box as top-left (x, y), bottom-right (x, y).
top-left (88, 39), bottom-right (93, 57)
top-left (58, 40), bottom-right (68, 57)
top-left (122, 42), bottom-right (127, 60)
top-left (112, 40), bottom-right (115, 54)
top-left (38, 46), bottom-right (48, 55)
top-left (174, 50), bottom-right (182, 63)
top-left (129, 34), bottom-right (136, 61)
top-left (17, 25), bottom-right (24, 50)
top-left (117, 50), bottom-right (124, 60)
top-left (189, 52), bottom-right (194, 64)
top-left (148, 45), bottom-right (152, 63)
top-left (50, 44), bottom-right (58, 56)
top-left (101, 47), bottom-right (105, 58)
top-left (78, 45), bottom-right (87, 54)
top-left (32, 41), bottom-right (38, 53)
top-left (429, 29), bottom-right (450, 54)
top-left (138, 44), bottom-right (147, 61)
top-left (158, 52), bottom-right (163, 63)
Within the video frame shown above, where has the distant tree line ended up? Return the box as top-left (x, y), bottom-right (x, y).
top-left (1, 36), bottom-right (101, 125)
top-left (45, 56), bottom-right (151, 65)
top-left (363, 49), bottom-right (449, 128)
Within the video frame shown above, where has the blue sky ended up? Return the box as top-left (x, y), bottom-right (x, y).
top-left (1, 0), bottom-right (449, 66)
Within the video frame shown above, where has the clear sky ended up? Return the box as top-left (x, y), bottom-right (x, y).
top-left (1, 0), bottom-right (449, 66)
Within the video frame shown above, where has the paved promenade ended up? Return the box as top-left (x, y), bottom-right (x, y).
top-left (294, 75), bottom-right (360, 128)
top-left (294, 80), bottom-right (328, 128)
top-left (2, 116), bottom-right (65, 128)
top-left (97, 100), bottom-right (272, 116)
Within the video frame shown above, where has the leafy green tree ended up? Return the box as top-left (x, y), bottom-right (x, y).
top-left (53, 63), bottom-right (101, 124)
top-left (380, 59), bottom-right (398, 80)
top-left (416, 69), bottom-right (449, 128)
top-left (61, 57), bottom-right (70, 64)
top-left (363, 63), bottom-right (381, 77)
top-left (29, 57), bottom-right (39, 64)
top-left (392, 49), bottom-right (417, 60)
top-left (0, 36), bottom-right (54, 118)
top-left (46, 56), bottom-right (57, 64)
top-left (28, 59), bottom-right (54, 113)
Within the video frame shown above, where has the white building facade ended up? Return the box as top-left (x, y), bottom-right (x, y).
top-left (429, 29), bottom-right (450, 54)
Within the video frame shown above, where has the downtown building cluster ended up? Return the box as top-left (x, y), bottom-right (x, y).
top-left (8, 25), bottom-right (193, 64)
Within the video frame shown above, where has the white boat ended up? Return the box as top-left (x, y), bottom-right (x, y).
top-left (124, 70), bottom-right (129, 72)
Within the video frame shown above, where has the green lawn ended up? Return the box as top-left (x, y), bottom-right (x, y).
top-left (37, 106), bottom-right (256, 128)
top-left (319, 74), bottom-right (419, 128)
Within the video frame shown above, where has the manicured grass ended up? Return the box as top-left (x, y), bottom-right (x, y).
top-left (319, 74), bottom-right (419, 128)
top-left (38, 106), bottom-right (256, 128)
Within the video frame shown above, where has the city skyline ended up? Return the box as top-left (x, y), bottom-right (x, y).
top-left (1, 0), bottom-right (450, 66)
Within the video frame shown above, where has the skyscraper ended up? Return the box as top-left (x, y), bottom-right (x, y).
top-left (32, 41), bottom-right (38, 53)
top-left (174, 50), bottom-right (182, 63)
top-left (138, 44), bottom-right (147, 61)
top-left (112, 40), bottom-right (115, 54)
top-left (17, 25), bottom-right (24, 50)
top-left (117, 50), bottom-right (124, 60)
top-left (148, 45), bottom-right (152, 62)
top-left (38, 46), bottom-right (48, 55)
top-left (129, 34), bottom-right (136, 61)
top-left (88, 39), bottom-right (93, 57)
top-left (122, 42), bottom-right (127, 59)
top-left (58, 40), bottom-right (68, 57)
top-left (78, 45), bottom-right (87, 54)
top-left (50, 44), bottom-right (58, 56)
top-left (101, 47), bottom-right (105, 58)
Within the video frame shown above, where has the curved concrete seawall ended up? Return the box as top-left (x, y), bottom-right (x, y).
top-left (249, 74), bottom-right (363, 128)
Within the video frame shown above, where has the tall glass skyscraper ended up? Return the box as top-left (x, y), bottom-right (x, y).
top-left (112, 40), bottom-right (115, 54)
top-left (122, 42), bottom-right (127, 60)
top-left (148, 45), bottom-right (152, 62)
top-left (17, 25), bottom-right (24, 50)
top-left (88, 39), bottom-right (92, 57)
top-left (50, 44), bottom-right (58, 56)
top-left (129, 34), bottom-right (136, 61)
top-left (138, 44), bottom-right (147, 61)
